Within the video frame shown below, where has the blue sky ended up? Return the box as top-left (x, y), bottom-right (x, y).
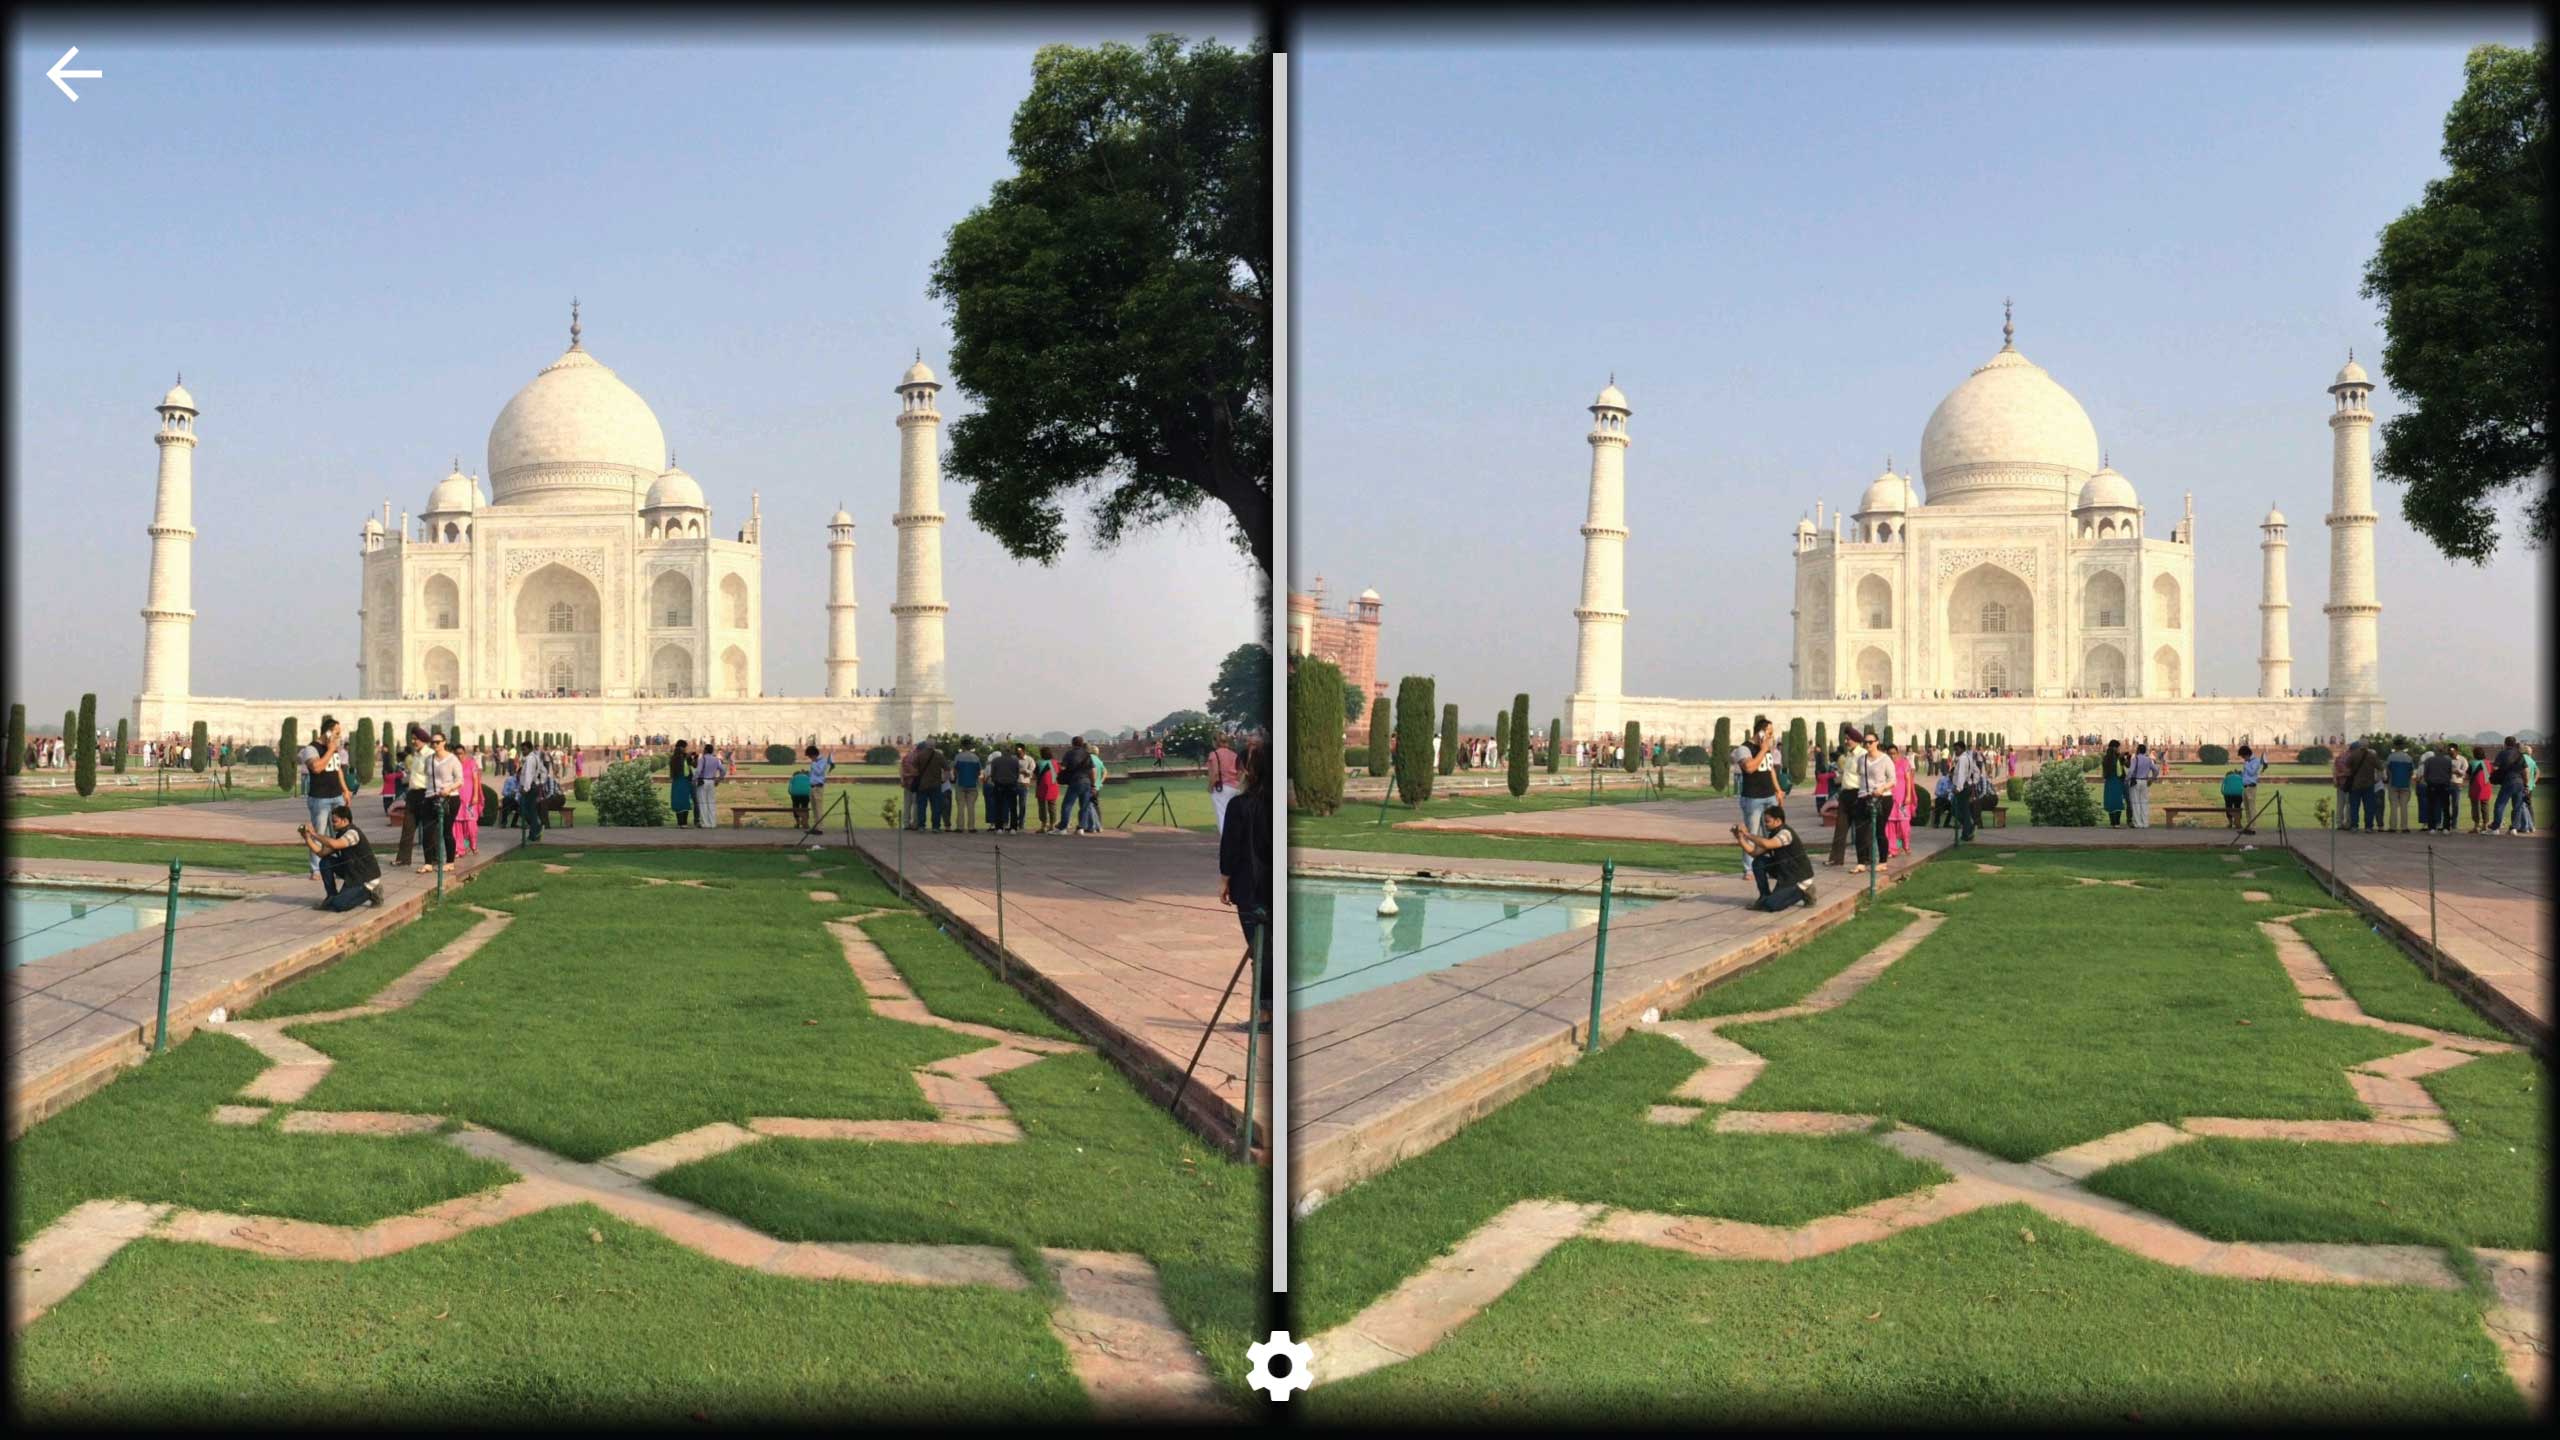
top-left (1294, 21), bottom-right (2549, 737)
top-left (9, 14), bottom-right (1259, 736)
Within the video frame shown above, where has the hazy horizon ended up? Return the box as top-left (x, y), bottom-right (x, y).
top-left (8, 19), bottom-right (1262, 738)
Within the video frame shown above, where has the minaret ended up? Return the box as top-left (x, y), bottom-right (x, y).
top-left (824, 507), bottom-right (859, 696)
top-left (138, 376), bottom-right (199, 712)
top-left (893, 354), bottom-right (949, 698)
top-left (2324, 352), bottom-right (2382, 707)
top-left (1570, 377), bottom-right (1631, 736)
top-left (2257, 505), bottom-right (2293, 696)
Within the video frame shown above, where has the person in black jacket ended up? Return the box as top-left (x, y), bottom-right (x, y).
top-left (1218, 737), bottom-right (1273, 1031)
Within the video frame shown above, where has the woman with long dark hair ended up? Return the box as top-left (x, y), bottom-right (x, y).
top-left (670, 739), bottom-right (695, 827)
top-left (1218, 737), bottom-right (1274, 1032)
top-left (2102, 739), bottom-right (2127, 827)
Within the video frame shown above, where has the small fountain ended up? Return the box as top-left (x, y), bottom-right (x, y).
top-left (1376, 878), bottom-right (1401, 916)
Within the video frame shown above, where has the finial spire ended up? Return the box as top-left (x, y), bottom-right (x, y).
top-left (916, 347), bottom-right (922, 363)
top-left (569, 297), bottom-right (582, 350)
top-left (2001, 297), bottom-right (2014, 349)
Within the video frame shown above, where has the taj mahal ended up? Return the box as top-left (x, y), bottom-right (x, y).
top-left (130, 305), bottom-right (959, 745)
top-left (1564, 305), bottom-right (2388, 747)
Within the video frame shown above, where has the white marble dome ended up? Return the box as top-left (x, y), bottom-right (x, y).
top-left (425, 465), bottom-right (480, 514)
top-left (901, 358), bottom-right (938, 388)
top-left (829, 506), bottom-right (856, 527)
top-left (2334, 354), bottom-right (2369, 387)
top-left (644, 464), bottom-right (704, 511)
top-left (486, 345), bottom-right (668, 502)
top-left (160, 379), bottom-right (196, 412)
top-left (1857, 468), bottom-right (1914, 514)
top-left (1593, 380), bottom-right (1629, 411)
top-left (1359, 586), bottom-right (1382, 602)
top-left (2075, 464), bottom-right (2138, 511)
top-left (1919, 345), bottom-right (2103, 504)
top-left (2264, 504), bottom-right (2288, 526)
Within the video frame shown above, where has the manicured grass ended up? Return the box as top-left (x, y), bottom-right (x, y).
top-left (241, 899), bottom-right (493, 1020)
top-left (290, 853), bottom-right (975, 1161)
top-left (7, 834), bottom-right (313, 874)
top-left (2086, 1051), bottom-right (2547, 1251)
top-left (1290, 1031), bottom-right (1945, 1336)
top-left (658, 1050), bottom-right (1263, 1403)
top-left (1294, 786), bottom-right (1745, 874)
top-left (2293, 911), bottom-right (2513, 1042)
top-left (6, 783), bottom-right (244, 818)
top-left (15, 1203), bottom-right (1082, 1423)
top-left (1305, 1203), bottom-right (2522, 1423)
top-left (859, 912), bottom-right (1078, 1041)
top-left (1675, 900), bottom-right (1922, 1019)
top-left (9, 1031), bottom-right (513, 1250)
top-left (1729, 863), bottom-right (2410, 1160)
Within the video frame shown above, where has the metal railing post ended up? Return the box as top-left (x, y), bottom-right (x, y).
top-left (1585, 860), bottom-right (1616, 1055)
top-left (1239, 916), bottom-right (1265, 1161)
top-left (2426, 845), bottom-right (2439, 981)
top-left (895, 807), bottom-right (906, 899)
top-left (153, 859), bottom-right (182, 1054)
top-left (994, 842), bottom-right (1008, 981)
top-left (2328, 805), bottom-right (2339, 900)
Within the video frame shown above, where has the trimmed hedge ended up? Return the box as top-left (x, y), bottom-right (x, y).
top-left (1785, 718), bottom-right (1808, 784)
top-left (74, 694), bottom-right (98, 797)
top-left (1291, 656), bottom-right (1347, 815)
top-left (1367, 698), bottom-right (1392, 777)
top-left (1394, 676), bottom-right (1436, 804)
top-left (864, 745), bottom-right (900, 764)
top-left (1675, 745), bottom-right (1709, 766)
top-left (1344, 745), bottom-right (1370, 771)
top-left (2197, 743), bottom-right (2230, 765)
top-left (188, 720), bottom-right (208, 774)
top-left (2296, 744), bottom-right (2333, 766)
top-left (766, 743), bottom-right (796, 766)
top-left (351, 719), bottom-right (376, 787)
top-left (1438, 703), bottom-right (1459, 776)
top-left (1709, 717), bottom-right (1732, 791)
top-left (1493, 707), bottom-right (1511, 763)
top-left (116, 719), bottom-right (131, 774)
top-left (1545, 718), bottom-right (1561, 774)
top-left (1508, 694), bottom-right (1531, 798)
top-left (1623, 721), bottom-right (1642, 773)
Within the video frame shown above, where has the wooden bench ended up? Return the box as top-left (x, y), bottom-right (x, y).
top-left (728, 805), bottom-right (803, 828)
top-left (2161, 806), bottom-right (2234, 828)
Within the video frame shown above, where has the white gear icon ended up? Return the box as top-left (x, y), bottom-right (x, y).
top-left (1247, 1330), bottom-right (1315, 1400)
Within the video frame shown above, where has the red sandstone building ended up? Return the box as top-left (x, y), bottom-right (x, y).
top-left (1288, 578), bottom-right (1385, 740)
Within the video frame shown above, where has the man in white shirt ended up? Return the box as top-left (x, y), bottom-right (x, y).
top-left (695, 744), bottom-right (726, 828)
top-left (1948, 742), bottom-right (1985, 844)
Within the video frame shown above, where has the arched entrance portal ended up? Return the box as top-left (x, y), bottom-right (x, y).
top-left (513, 563), bottom-right (604, 695)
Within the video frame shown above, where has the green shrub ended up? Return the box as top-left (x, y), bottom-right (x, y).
top-left (1709, 717), bottom-right (1732, 791)
top-left (74, 694), bottom-right (98, 797)
top-left (1784, 718), bottom-right (1808, 784)
top-left (1545, 718), bottom-right (1561, 774)
top-left (1814, 720), bottom-right (1827, 758)
top-left (4, 704), bottom-right (21, 775)
top-left (591, 758), bottom-right (670, 827)
top-left (2197, 743), bottom-right (2230, 765)
top-left (188, 720), bottom-right (207, 774)
top-left (114, 718), bottom-right (130, 774)
top-left (864, 744), bottom-right (900, 764)
top-left (479, 783), bottom-right (499, 822)
top-left (2024, 758), bottom-right (2101, 826)
top-left (1881, 723), bottom-right (1894, 749)
top-left (572, 776), bottom-right (593, 802)
top-left (1438, 703), bottom-right (1459, 776)
top-left (1910, 783), bottom-right (1932, 828)
top-left (1291, 656), bottom-right (1347, 815)
top-left (1343, 745), bottom-right (1369, 770)
top-left (1623, 721), bottom-right (1642, 772)
top-left (2006, 775), bottom-right (2025, 803)
top-left (350, 719), bottom-right (375, 788)
top-left (1367, 698), bottom-right (1392, 777)
top-left (276, 718), bottom-right (299, 793)
top-left (1493, 707), bottom-right (1510, 761)
top-left (2296, 744), bottom-right (2332, 766)
top-left (1676, 745), bottom-right (1709, 766)
top-left (1508, 694), bottom-right (1531, 798)
top-left (765, 743), bottom-right (795, 766)
top-left (244, 744), bottom-right (276, 766)
top-left (1394, 676), bottom-right (1436, 804)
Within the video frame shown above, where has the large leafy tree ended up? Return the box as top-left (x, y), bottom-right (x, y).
top-left (1206, 642), bottom-right (1271, 731)
top-left (929, 34), bottom-right (1272, 587)
top-left (2360, 42), bottom-right (2551, 561)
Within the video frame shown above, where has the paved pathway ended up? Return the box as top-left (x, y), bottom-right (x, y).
top-left (1307, 895), bottom-right (2547, 1411)
top-left (847, 825), bottom-right (1268, 1156)
top-left (10, 893), bottom-right (1233, 1420)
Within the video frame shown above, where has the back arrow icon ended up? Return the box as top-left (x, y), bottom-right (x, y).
top-left (49, 47), bottom-right (103, 102)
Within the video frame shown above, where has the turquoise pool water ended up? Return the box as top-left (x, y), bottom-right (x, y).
top-left (5, 884), bottom-right (223, 967)
top-left (1290, 875), bottom-right (1657, 1007)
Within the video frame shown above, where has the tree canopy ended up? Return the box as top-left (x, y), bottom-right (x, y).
top-left (1207, 641), bottom-right (1270, 731)
top-left (928, 34), bottom-right (1272, 580)
top-left (2360, 42), bottom-right (2551, 561)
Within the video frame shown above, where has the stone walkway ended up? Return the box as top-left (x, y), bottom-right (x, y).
top-left (847, 825), bottom-right (1267, 1155)
top-left (10, 887), bottom-right (1233, 1421)
top-left (1308, 894), bottom-right (2548, 1411)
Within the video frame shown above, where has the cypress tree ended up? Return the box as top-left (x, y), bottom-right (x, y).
top-left (1814, 719), bottom-right (1828, 759)
top-left (1546, 718), bottom-right (1561, 774)
top-left (1881, 723), bottom-right (1894, 749)
top-left (115, 718), bottom-right (130, 773)
top-left (1710, 716), bottom-right (1732, 791)
top-left (278, 717), bottom-right (299, 792)
top-left (351, 718), bottom-right (377, 788)
top-left (74, 694), bottom-right (98, 797)
top-left (65, 712), bottom-right (77, 763)
top-left (1289, 656), bottom-right (1346, 815)
top-left (1785, 718), bottom-right (1809, 785)
top-left (1366, 698), bottom-right (1391, 776)
top-left (1394, 676), bottom-right (1436, 804)
top-left (1508, 694), bottom-right (1531, 798)
top-left (1623, 720), bottom-right (1642, 772)
top-left (1438, 703), bottom-right (1459, 776)
top-left (190, 720), bottom-right (209, 772)
top-left (1493, 707), bottom-right (1510, 761)
top-left (4, 704), bottom-right (21, 775)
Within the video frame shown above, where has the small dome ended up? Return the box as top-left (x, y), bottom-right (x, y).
top-left (1358, 587), bottom-right (1382, 602)
top-left (2333, 354), bottom-right (2369, 387)
top-left (1795, 515), bottom-right (1817, 534)
top-left (2263, 504), bottom-right (2287, 527)
top-left (362, 516), bottom-right (384, 535)
top-left (829, 507), bottom-right (855, 527)
top-left (160, 379), bottom-right (196, 411)
top-left (644, 465), bottom-right (705, 511)
top-left (425, 465), bottom-right (479, 515)
top-left (2076, 465), bottom-right (2139, 512)
top-left (1857, 469), bottom-right (1913, 515)
top-left (1592, 380), bottom-right (1629, 411)
top-left (901, 357), bottom-right (938, 388)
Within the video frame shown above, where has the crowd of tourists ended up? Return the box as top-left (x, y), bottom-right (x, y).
top-left (2316, 736), bottom-right (2540, 837)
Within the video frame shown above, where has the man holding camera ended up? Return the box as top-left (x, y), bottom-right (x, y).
top-left (1731, 804), bottom-right (1818, 911)
top-left (298, 805), bottom-right (385, 912)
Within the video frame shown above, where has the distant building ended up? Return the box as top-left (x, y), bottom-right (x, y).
top-left (1288, 577), bottom-right (1385, 740)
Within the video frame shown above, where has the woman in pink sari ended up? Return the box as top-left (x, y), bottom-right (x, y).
top-left (1885, 741), bottom-right (1916, 858)
top-left (454, 747), bottom-right (484, 856)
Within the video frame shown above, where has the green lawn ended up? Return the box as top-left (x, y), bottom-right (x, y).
top-left (1296, 847), bottom-right (2544, 1417)
top-left (5, 834), bottom-right (314, 874)
top-left (2292, 911), bottom-right (2511, 1042)
top-left (6, 781), bottom-right (246, 819)
top-left (11, 844), bottom-right (1258, 1415)
top-left (1293, 786), bottom-right (1745, 874)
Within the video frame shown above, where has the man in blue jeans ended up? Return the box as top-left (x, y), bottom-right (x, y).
top-left (298, 806), bottom-right (384, 911)
top-left (516, 739), bottom-right (551, 844)
top-left (2489, 737), bottom-right (2526, 834)
top-left (1731, 804), bottom-right (1817, 910)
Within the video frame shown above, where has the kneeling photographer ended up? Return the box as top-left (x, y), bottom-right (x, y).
top-left (1731, 803), bottom-right (1818, 911)
top-left (298, 804), bottom-right (385, 912)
